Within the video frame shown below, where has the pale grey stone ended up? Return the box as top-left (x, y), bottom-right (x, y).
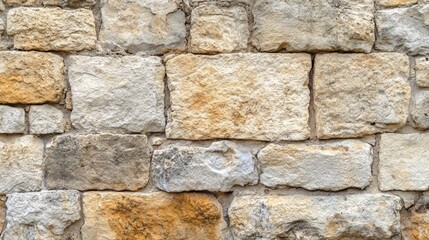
top-left (379, 133), bottom-right (429, 191)
top-left (2, 191), bottom-right (81, 240)
top-left (69, 56), bottom-right (165, 133)
top-left (0, 135), bottom-right (43, 194)
top-left (376, 0), bottom-right (418, 7)
top-left (229, 194), bottom-right (402, 239)
top-left (45, 134), bottom-right (151, 191)
top-left (258, 140), bottom-right (372, 191)
top-left (376, 4), bottom-right (429, 55)
top-left (251, 0), bottom-right (375, 52)
top-left (29, 105), bottom-right (64, 134)
top-left (416, 57), bottom-right (429, 88)
top-left (99, 0), bottom-right (186, 54)
top-left (0, 106), bottom-right (25, 134)
top-left (411, 91), bottom-right (429, 129)
top-left (153, 141), bottom-right (258, 192)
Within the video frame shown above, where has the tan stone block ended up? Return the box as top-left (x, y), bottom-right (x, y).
top-left (166, 53), bottom-right (311, 141)
top-left (403, 196), bottom-right (429, 240)
top-left (314, 53), bottom-right (410, 139)
top-left (416, 57), bottom-right (429, 88)
top-left (0, 51), bottom-right (64, 104)
top-left (82, 192), bottom-right (226, 240)
top-left (377, 0), bottom-right (418, 7)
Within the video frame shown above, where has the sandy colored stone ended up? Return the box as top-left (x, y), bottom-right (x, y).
top-left (416, 57), bottom-right (429, 88)
top-left (403, 196), bottom-right (429, 240)
top-left (0, 196), bottom-right (4, 234)
top-left (29, 105), bottom-right (64, 134)
top-left (411, 91), bottom-right (429, 129)
top-left (314, 53), bottom-right (410, 139)
top-left (7, 8), bottom-right (96, 51)
top-left (69, 56), bottom-right (165, 133)
top-left (229, 194), bottom-right (402, 239)
top-left (45, 134), bottom-right (151, 191)
top-left (0, 106), bottom-right (25, 134)
top-left (0, 135), bottom-right (43, 194)
top-left (82, 192), bottom-right (226, 240)
top-left (377, 0), bottom-right (418, 7)
top-left (2, 191), bottom-right (81, 240)
top-left (153, 141), bottom-right (258, 192)
top-left (0, 51), bottom-right (64, 104)
top-left (376, 4), bottom-right (429, 55)
top-left (99, 0), bottom-right (186, 54)
top-left (379, 133), bottom-right (429, 191)
top-left (166, 53), bottom-right (311, 141)
top-left (258, 140), bottom-right (372, 191)
top-left (251, 0), bottom-right (374, 53)
top-left (190, 3), bottom-right (249, 53)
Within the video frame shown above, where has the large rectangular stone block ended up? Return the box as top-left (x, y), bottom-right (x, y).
top-left (166, 53), bottom-right (311, 141)
top-left (251, 0), bottom-right (374, 53)
top-left (314, 53), bottom-right (410, 139)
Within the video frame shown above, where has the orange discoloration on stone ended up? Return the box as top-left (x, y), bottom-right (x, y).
top-left (403, 202), bottom-right (429, 240)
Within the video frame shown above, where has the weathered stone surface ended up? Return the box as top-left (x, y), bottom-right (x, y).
top-left (190, 3), bottom-right (249, 53)
top-left (416, 57), bottom-right (429, 88)
top-left (153, 141), bottom-right (258, 192)
top-left (229, 194), bottom-right (402, 239)
top-left (403, 196), bottom-right (429, 240)
top-left (5, 0), bottom-right (94, 7)
top-left (411, 91), bottom-right (429, 129)
top-left (7, 8), bottom-right (96, 51)
top-left (45, 134), bottom-right (151, 191)
top-left (166, 53), bottom-right (311, 141)
top-left (251, 0), bottom-right (374, 53)
top-left (314, 53), bottom-right (410, 139)
top-left (376, 4), bottom-right (429, 55)
top-left (258, 140), bottom-right (372, 191)
top-left (0, 51), bottom-right (64, 104)
top-left (99, 0), bottom-right (186, 54)
top-left (29, 105), bottom-right (64, 134)
top-left (69, 56), bottom-right (165, 133)
top-left (2, 191), bottom-right (81, 240)
top-left (377, 0), bottom-right (417, 7)
top-left (0, 106), bottom-right (25, 134)
top-left (379, 133), bottom-right (429, 191)
top-left (0, 135), bottom-right (43, 194)
top-left (0, 196), bottom-right (5, 234)
top-left (82, 192), bottom-right (226, 240)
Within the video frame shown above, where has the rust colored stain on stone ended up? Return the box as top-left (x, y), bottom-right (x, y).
top-left (0, 195), bottom-right (5, 233)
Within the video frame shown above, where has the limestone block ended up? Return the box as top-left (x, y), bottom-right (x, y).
top-left (0, 135), bottom-right (43, 194)
top-left (7, 8), bottom-right (96, 51)
top-left (251, 0), bottom-right (375, 53)
top-left (377, 0), bottom-right (418, 8)
top-left (153, 141), bottom-right (258, 192)
top-left (2, 191), bottom-right (81, 240)
top-left (416, 57), bottom-right (429, 88)
top-left (190, 3), bottom-right (249, 53)
top-left (314, 53), bottom-right (410, 139)
top-left (403, 196), bottom-right (429, 240)
top-left (68, 56), bottom-right (165, 133)
top-left (45, 134), bottom-right (151, 191)
top-left (411, 91), bottom-right (429, 129)
top-left (81, 192), bottom-right (226, 240)
top-left (29, 105), bottom-right (64, 134)
top-left (379, 133), bottom-right (429, 191)
top-left (0, 51), bottom-right (64, 104)
top-left (99, 0), bottom-right (186, 54)
top-left (229, 194), bottom-right (402, 239)
top-left (258, 140), bottom-right (372, 191)
top-left (0, 106), bottom-right (25, 134)
top-left (166, 53), bottom-right (311, 141)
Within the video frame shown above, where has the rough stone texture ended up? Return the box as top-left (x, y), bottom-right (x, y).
top-left (0, 106), bottom-right (25, 134)
top-left (258, 140), bottom-right (372, 191)
top-left (251, 0), bottom-right (375, 53)
top-left (45, 134), bottom-right (151, 191)
top-left (416, 57), bottom-right (429, 88)
top-left (377, 0), bottom-right (418, 7)
top-left (403, 196), bottom-right (429, 240)
top-left (411, 91), bottom-right (429, 129)
top-left (82, 192), bottom-right (226, 240)
top-left (3, 0), bottom-right (94, 6)
top-left (0, 51), bottom-right (64, 104)
top-left (166, 53), bottom-right (311, 141)
top-left (314, 53), bottom-right (410, 139)
top-left (229, 194), bottom-right (402, 239)
top-left (0, 135), bottom-right (43, 194)
top-left (190, 3), bottom-right (249, 53)
top-left (0, 196), bottom-right (4, 234)
top-left (153, 141), bottom-right (258, 192)
top-left (29, 105), bottom-right (64, 135)
top-left (7, 8), bottom-right (96, 51)
top-left (99, 0), bottom-right (186, 54)
top-left (69, 56), bottom-right (165, 133)
top-left (2, 191), bottom-right (81, 240)
top-left (376, 4), bottom-right (429, 55)
top-left (379, 133), bottom-right (429, 191)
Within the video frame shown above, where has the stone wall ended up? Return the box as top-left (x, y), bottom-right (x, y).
top-left (0, 0), bottom-right (428, 239)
